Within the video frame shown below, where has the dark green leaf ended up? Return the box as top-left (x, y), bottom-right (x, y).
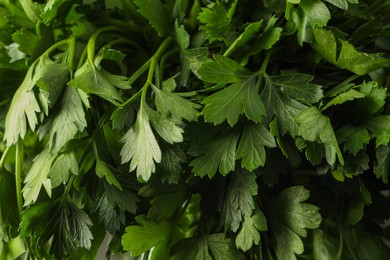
top-left (134, 0), bottom-right (170, 36)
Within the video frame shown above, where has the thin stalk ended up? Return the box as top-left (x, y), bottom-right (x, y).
top-left (128, 59), bottom-right (152, 85)
top-left (87, 26), bottom-right (124, 63)
top-left (15, 140), bottom-right (24, 215)
top-left (141, 37), bottom-right (173, 104)
top-left (0, 146), bottom-right (12, 171)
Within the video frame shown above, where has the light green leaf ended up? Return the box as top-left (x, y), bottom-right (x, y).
top-left (312, 28), bottom-right (390, 75)
top-left (337, 39), bottom-right (390, 75)
top-left (202, 77), bottom-right (265, 126)
top-left (152, 84), bottom-right (201, 121)
top-left (270, 186), bottom-right (322, 260)
top-left (311, 27), bottom-right (337, 63)
top-left (175, 20), bottom-right (190, 49)
top-left (147, 108), bottom-right (183, 144)
top-left (47, 87), bottom-right (87, 153)
top-left (322, 89), bottom-right (366, 110)
top-left (224, 20), bottom-right (263, 56)
top-left (300, 0), bottom-right (330, 27)
top-left (296, 107), bottom-right (344, 165)
top-left (134, 0), bottom-right (170, 36)
top-left (49, 152), bottom-right (78, 188)
top-left (337, 125), bottom-right (371, 155)
top-left (250, 17), bottom-right (282, 55)
top-left (364, 116), bottom-right (390, 147)
top-left (221, 169), bottom-right (258, 232)
top-left (4, 67), bottom-right (40, 146)
top-left (236, 122), bottom-right (276, 171)
top-left (96, 159), bottom-right (122, 190)
top-left (68, 61), bottom-right (123, 105)
top-left (122, 216), bottom-right (171, 256)
top-left (23, 147), bottom-right (54, 206)
top-left (120, 105), bottom-right (161, 181)
top-left (190, 130), bottom-right (239, 177)
top-left (235, 210), bottom-right (267, 251)
top-left (323, 0), bottom-right (348, 9)
top-left (355, 81), bottom-right (387, 116)
top-left (269, 73), bottom-right (323, 103)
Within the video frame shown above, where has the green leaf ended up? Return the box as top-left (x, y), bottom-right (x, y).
top-left (261, 76), bottom-right (308, 136)
top-left (120, 105), bottom-right (161, 181)
top-left (202, 77), bottom-right (266, 126)
top-left (23, 147), bottom-right (54, 206)
top-left (269, 73), bottom-right (323, 103)
top-left (4, 67), bottom-right (41, 146)
top-left (250, 17), bottom-right (282, 55)
top-left (198, 2), bottom-right (232, 43)
top-left (224, 20), bottom-right (263, 57)
top-left (134, 0), bottom-right (170, 37)
top-left (49, 152), bottom-right (78, 188)
top-left (122, 216), bottom-right (171, 256)
top-left (68, 61), bottom-right (123, 105)
top-left (296, 107), bottom-right (344, 165)
top-left (172, 234), bottom-right (245, 260)
top-left (235, 210), bottom-right (267, 251)
top-left (236, 122), bottom-right (276, 171)
top-left (322, 89), bottom-right (366, 110)
top-left (221, 169), bottom-right (258, 232)
top-left (152, 84), bottom-right (201, 122)
top-left (323, 0), bottom-right (348, 9)
top-left (374, 145), bottom-right (390, 183)
top-left (190, 130), bottom-right (239, 177)
top-left (147, 108), bottom-right (183, 144)
top-left (47, 87), bottom-right (87, 153)
top-left (354, 81), bottom-right (387, 116)
top-left (20, 200), bottom-right (93, 259)
top-left (105, 182), bottom-right (139, 214)
top-left (95, 159), bottom-right (122, 190)
top-left (93, 195), bottom-right (125, 234)
top-left (299, 0), bottom-right (331, 27)
top-left (364, 116), bottom-right (390, 147)
top-left (41, 0), bottom-right (68, 24)
top-left (269, 186), bottom-right (322, 260)
top-left (147, 184), bottom-right (188, 221)
top-left (312, 28), bottom-right (390, 75)
top-left (158, 145), bottom-right (186, 184)
top-left (337, 125), bottom-right (371, 155)
top-left (175, 20), bottom-right (190, 49)
top-left (198, 54), bottom-right (252, 84)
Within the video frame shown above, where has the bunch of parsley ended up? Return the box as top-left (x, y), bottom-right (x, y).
top-left (1, 0), bottom-right (390, 259)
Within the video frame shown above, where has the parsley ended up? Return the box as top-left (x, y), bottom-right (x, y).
top-left (1, 0), bottom-right (390, 259)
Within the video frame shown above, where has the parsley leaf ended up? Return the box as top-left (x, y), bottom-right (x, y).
top-left (22, 147), bottom-right (54, 206)
top-left (374, 145), bottom-right (390, 183)
top-left (120, 105), bottom-right (161, 182)
top-left (236, 122), bottom-right (276, 171)
top-left (221, 169), bottom-right (258, 232)
top-left (235, 209), bottom-right (267, 252)
top-left (190, 129), bottom-right (239, 177)
top-left (296, 107), bottom-right (344, 165)
top-left (268, 186), bottom-right (322, 260)
top-left (134, 0), bottom-right (170, 37)
top-left (337, 125), bottom-right (372, 155)
top-left (68, 61), bottom-right (123, 105)
top-left (152, 84), bottom-right (201, 122)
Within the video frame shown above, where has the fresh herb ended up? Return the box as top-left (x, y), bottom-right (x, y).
top-left (1, 0), bottom-right (390, 259)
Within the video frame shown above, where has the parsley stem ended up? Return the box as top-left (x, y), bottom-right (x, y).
top-left (0, 146), bottom-right (12, 171)
top-left (128, 59), bottom-right (152, 85)
top-left (260, 51), bottom-right (272, 74)
top-left (87, 26), bottom-right (125, 63)
top-left (15, 140), bottom-right (24, 216)
top-left (141, 37), bottom-right (173, 104)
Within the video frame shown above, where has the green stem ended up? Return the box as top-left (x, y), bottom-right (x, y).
top-left (259, 51), bottom-right (272, 74)
top-left (128, 59), bottom-right (152, 85)
top-left (0, 146), bottom-right (12, 171)
top-left (63, 175), bottom-right (76, 202)
top-left (15, 140), bottom-right (24, 215)
top-left (87, 26), bottom-right (124, 63)
top-left (141, 37), bottom-right (173, 105)
top-left (121, 88), bottom-right (143, 108)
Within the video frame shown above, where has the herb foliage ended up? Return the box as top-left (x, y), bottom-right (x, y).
top-left (1, 0), bottom-right (390, 259)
